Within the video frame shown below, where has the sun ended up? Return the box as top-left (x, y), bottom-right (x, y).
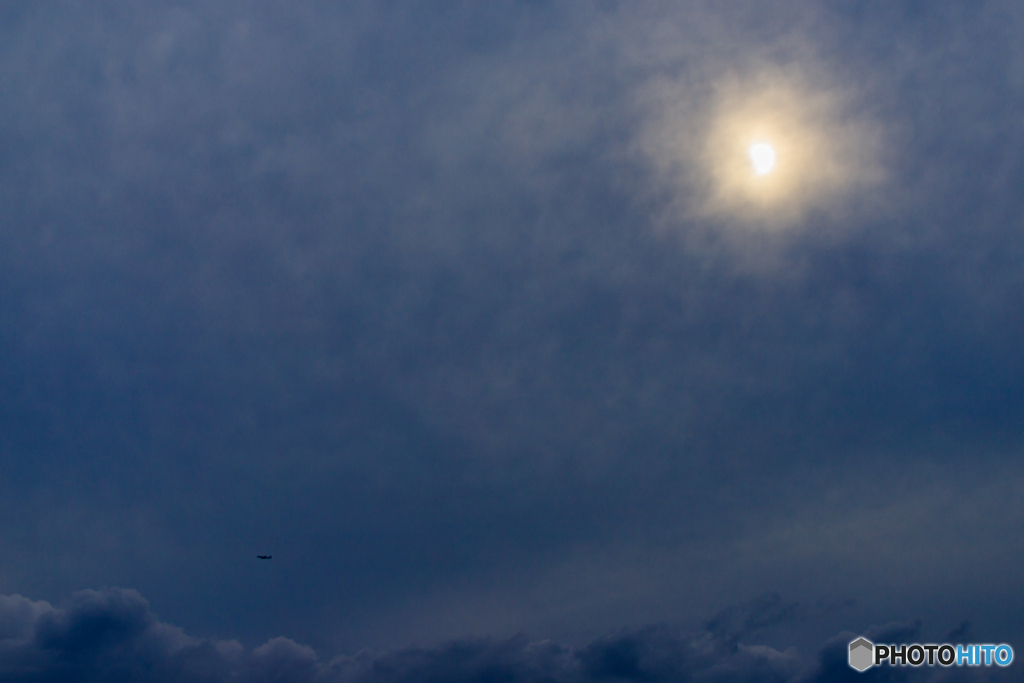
top-left (638, 65), bottom-right (886, 229)
top-left (748, 143), bottom-right (776, 175)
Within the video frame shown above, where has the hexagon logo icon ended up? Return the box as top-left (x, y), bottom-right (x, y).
top-left (849, 637), bottom-right (874, 672)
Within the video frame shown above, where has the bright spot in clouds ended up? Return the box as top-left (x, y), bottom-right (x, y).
top-left (640, 65), bottom-right (885, 231)
top-left (749, 143), bottom-right (776, 175)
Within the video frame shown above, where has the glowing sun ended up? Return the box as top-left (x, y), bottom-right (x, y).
top-left (749, 143), bottom-right (776, 175)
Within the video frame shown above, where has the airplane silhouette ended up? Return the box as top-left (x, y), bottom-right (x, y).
top-left (257, 555), bottom-right (272, 559)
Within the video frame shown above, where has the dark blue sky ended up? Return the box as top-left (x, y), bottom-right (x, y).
top-left (1, 1), bottom-right (1023, 680)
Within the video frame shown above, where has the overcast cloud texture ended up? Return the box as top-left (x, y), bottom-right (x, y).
top-left (2, 0), bottom-right (1024, 680)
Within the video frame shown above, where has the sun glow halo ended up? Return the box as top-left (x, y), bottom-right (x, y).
top-left (638, 66), bottom-right (885, 228)
top-left (749, 143), bottom-right (776, 175)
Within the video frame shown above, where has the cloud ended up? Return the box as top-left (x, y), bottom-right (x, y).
top-left (0, 588), bottom-right (309, 683)
top-left (0, 588), bottom-right (1001, 683)
top-left (1, 0), bottom-right (1024, 656)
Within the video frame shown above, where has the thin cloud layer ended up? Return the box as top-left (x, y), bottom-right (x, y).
top-left (0, 0), bottom-right (1023, 662)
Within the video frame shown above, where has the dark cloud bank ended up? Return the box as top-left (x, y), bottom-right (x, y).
top-left (0, 588), bottom-right (997, 683)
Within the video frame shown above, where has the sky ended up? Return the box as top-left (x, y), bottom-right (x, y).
top-left (1, 1), bottom-right (1024, 681)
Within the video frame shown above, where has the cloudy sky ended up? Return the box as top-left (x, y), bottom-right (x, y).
top-left (2, 1), bottom-right (1024, 680)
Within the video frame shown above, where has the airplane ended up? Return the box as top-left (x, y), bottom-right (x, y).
top-left (257, 555), bottom-right (272, 559)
